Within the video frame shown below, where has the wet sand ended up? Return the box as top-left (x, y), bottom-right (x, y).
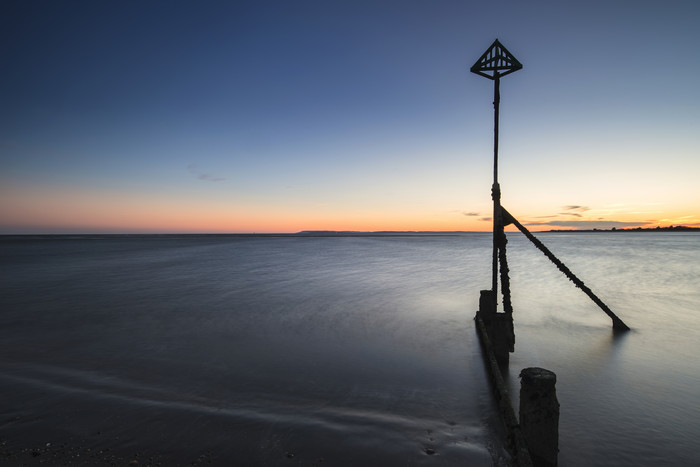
top-left (1, 355), bottom-right (503, 466)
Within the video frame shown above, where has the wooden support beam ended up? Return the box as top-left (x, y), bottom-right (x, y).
top-left (502, 207), bottom-right (630, 331)
top-left (475, 314), bottom-right (534, 466)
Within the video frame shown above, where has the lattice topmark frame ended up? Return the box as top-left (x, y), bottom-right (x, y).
top-left (470, 39), bottom-right (523, 80)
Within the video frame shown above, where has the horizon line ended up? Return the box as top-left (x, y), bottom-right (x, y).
top-left (1, 225), bottom-right (697, 236)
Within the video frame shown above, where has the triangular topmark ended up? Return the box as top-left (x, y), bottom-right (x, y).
top-left (470, 39), bottom-right (522, 79)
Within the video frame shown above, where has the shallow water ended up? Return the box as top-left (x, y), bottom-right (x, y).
top-left (0, 234), bottom-right (503, 465)
top-left (503, 232), bottom-right (700, 466)
top-left (1, 233), bottom-right (698, 465)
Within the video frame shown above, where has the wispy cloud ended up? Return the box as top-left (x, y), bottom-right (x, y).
top-left (462, 212), bottom-right (480, 217)
top-left (524, 220), bottom-right (646, 229)
top-left (480, 217), bottom-right (492, 222)
top-left (561, 205), bottom-right (590, 216)
top-left (188, 164), bottom-right (225, 182)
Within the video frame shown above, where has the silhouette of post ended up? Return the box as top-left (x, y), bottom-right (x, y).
top-left (492, 74), bottom-right (500, 296)
top-left (471, 39), bottom-right (522, 310)
top-left (520, 368), bottom-right (559, 467)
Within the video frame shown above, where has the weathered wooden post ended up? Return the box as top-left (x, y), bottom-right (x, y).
top-left (519, 367), bottom-right (559, 467)
top-left (478, 289), bottom-right (514, 363)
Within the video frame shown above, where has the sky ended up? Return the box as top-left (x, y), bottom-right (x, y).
top-left (1, 0), bottom-right (699, 233)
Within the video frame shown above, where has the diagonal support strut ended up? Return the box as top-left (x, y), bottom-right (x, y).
top-left (501, 208), bottom-right (631, 331)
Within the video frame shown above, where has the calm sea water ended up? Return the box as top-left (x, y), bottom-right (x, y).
top-left (1, 233), bottom-right (698, 466)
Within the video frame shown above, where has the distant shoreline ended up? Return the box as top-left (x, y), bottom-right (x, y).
top-left (299, 226), bottom-right (700, 235)
top-left (545, 225), bottom-right (700, 233)
top-left (1, 226), bottom-right (697, 237)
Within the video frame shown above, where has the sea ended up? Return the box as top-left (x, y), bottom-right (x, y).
top-left (1, 232), bottom-right (698, 466)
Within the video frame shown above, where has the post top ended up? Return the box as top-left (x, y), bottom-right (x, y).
top-left (520, 367), bottom-right (557, 385)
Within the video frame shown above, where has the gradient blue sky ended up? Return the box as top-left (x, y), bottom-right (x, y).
top-left (1, 0), bottom-right (699, 233)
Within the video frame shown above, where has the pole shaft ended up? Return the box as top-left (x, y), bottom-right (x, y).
top-left (494, 75), bottom-right (500, 185)
top-left (492, 75), bottom-right (501, 299)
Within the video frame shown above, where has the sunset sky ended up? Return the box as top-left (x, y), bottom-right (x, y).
top-left (2, 0), bottom-right (699, 233)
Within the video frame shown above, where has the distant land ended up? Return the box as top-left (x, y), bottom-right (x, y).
top-left (298, 225), bottom-right (700, 237)
top-left (296, 231), bottom-right (472, 236)
top-left (547, 225), bottom-right (700, 233)
top-left (297, 226), bottom-right (699, 236)
top-left (1, 227), bottom-right (697, 237)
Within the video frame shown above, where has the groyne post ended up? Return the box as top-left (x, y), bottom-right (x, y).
top-left (475, 313), bottom-right (533, 466)
top-left (477, 290), bottom-right (514, 363)
top-left (519, 368), bottom-right (559, 467)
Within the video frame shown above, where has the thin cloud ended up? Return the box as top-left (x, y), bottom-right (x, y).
top-left (462, 212), bottom-right (480, 217)
top-left (480, 217), bottom-right (492, 222)
top-left (524, 220), bottom-right (646, 229)
top-left (188, 164), bottom-right (225, 182)
top-left (562, 205), bottom-right (590, 213)
top-left (198, 173), bottom-right (226, 182)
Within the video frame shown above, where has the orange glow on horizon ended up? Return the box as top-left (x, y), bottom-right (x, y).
top-left (1, 184), bottom-right (696, 234)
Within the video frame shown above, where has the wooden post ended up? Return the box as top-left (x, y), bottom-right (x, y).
top-left (519, 367), bottom-right (559, 467)
top-left (474, 313), bottom-right (533, 466)
top-left (478, 290), bottom-right (514, 364)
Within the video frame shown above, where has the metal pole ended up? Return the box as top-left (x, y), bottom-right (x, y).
top-left (492, 75), bottom-right (501, 301)
top-left (493, 74), bottom-right (500, 185)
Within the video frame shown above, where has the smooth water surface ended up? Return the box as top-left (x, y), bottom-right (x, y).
top-left (0, 234), bottom-right (502, 465)
top-left (503, 232), bottom-right (700, 466)
top-left (1, 232), bottom-right (699, 465)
